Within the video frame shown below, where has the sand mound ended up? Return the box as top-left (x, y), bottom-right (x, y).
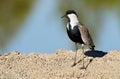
top-left (0, 49), bottom-right (120, 79)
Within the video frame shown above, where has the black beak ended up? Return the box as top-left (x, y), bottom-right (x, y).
top-left (61, 14), bottom-right (67, 18)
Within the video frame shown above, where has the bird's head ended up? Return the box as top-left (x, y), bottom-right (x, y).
top-left (62, 10), bottom-right (78, 22)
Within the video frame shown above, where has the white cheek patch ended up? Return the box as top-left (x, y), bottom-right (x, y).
top-left (68, 14), bottom-right (79, 29)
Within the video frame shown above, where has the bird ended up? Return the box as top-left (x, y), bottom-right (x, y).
top-left (62, 10), bottom-right (95, 68)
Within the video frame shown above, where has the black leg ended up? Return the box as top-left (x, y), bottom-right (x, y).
top-left (71, 43), bottom-right (78, 67)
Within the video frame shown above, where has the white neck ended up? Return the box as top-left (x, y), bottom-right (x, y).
top-left (67, 14), bottom-right (79, 29)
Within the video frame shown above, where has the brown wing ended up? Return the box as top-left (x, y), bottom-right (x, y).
top-left (78, 23), bottom-right (95, 49)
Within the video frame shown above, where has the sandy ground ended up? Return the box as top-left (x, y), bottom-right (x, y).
top-left (0, 49), bottom-right (120, 79)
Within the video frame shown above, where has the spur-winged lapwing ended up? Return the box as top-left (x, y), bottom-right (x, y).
top-left (62, 10), bottom-right (95, 68)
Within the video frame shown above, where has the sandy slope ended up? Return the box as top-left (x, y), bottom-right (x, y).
top-left (0, 49), bottom-right (120, 79)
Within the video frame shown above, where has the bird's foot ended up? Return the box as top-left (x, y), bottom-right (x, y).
top-left (80, 66), bottom-right (86, 69)
top-left (71, 62), bottom-right (77, 67)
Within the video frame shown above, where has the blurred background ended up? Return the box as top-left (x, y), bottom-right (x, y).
top-left (0, 0), bottom-right (120, 54)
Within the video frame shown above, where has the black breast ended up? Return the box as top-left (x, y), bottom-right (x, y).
top-left (66, 24), bottom-right (84, 44)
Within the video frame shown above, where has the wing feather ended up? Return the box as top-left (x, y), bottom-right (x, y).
top-left (78, 23), bottom-right (95, 49)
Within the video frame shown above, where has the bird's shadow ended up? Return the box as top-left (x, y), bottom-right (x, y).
top-left (84, 50), bottom-right (107, 58)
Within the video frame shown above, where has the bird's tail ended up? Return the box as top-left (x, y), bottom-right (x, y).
top-left (90, 45), bottom-right (95, 51)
